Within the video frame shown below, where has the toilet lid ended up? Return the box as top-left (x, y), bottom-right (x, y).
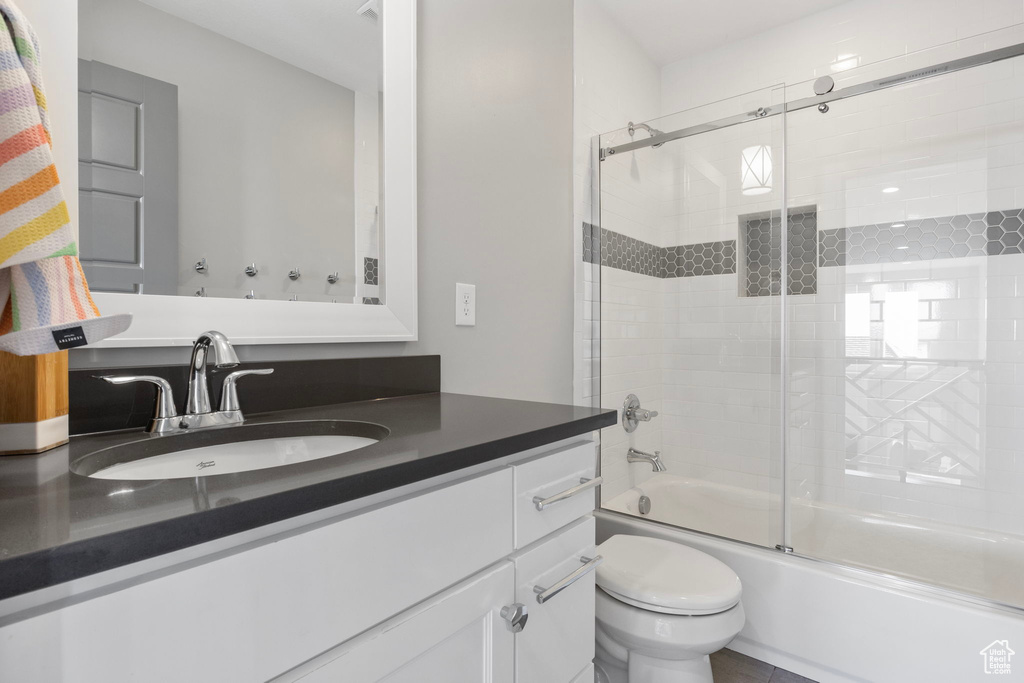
top-left (596, 535), bottom-right (742, 616)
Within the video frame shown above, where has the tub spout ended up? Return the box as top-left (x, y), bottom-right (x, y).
top-left (627, 447), bottom-right (666, 472)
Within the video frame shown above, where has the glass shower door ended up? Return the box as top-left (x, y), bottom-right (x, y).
top-left (597, 87), bottom-right (786, 549)
top-left (784, 46), bottom-right (1024, 608)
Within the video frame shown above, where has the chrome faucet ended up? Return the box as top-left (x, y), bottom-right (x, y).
top-left (97, 331), bottom-right (273, 434)
top-left (627, 447), bottom-right (666, 472)
top-left (186, 330), bottom-right (239, 415)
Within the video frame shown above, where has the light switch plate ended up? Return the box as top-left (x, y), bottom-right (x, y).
top-left (455, 283), bottom-right (476, 326)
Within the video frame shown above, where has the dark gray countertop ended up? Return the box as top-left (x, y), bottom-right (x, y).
top-left (0, 393), bottom-right (615, 601)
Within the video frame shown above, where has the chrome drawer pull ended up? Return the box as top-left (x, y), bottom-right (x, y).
top-left (533, 476), bottom-right (603, 511)
top-left (533, 555), bottom-right (603, 604)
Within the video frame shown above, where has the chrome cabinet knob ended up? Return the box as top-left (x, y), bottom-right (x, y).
top-left (244, 263), bottom-right (258, 277)
top-left (288, 267), bottom-right (301, 281)
top-left (500, 603), bottom-right (528, 633)
top-left (327, 271), bottom-right (339, 284)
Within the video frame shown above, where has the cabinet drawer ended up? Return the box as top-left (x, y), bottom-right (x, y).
top-left (513, 441), bottom-right (597, 548)
top-left (513, 516), bottom-right (597, 683)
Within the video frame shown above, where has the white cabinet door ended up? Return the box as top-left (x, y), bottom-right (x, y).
top-left (514, 517), bottom-right (597, 683)
top-left (288, 562), bottom-right (516, 683)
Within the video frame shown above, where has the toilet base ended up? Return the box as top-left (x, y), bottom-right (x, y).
top-left (595, 587), bottom-right (744, 683)
top-left (628, 653), bottom-right (713, 683)
top-left (595, 631), bottom-right (715, 683)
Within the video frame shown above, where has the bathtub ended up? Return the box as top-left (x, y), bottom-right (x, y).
top-left (598, 474), bottom-right (1024, 683)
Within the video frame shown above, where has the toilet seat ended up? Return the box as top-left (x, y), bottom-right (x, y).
top-left (596, 535), bottom-right (742, 616)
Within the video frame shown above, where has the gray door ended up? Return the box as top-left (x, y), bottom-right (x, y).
top-left (78, 59), bottom-right (178, 294)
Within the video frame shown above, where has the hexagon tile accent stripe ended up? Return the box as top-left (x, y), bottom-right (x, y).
top-left (742, 209), bottom-right (817, 297)
top-left (363, 257), bottom-right (379, 285)
top-left (585, 210), bottom-right (1024, 282)
top-left (819, 210), bottom-right (1024, 266)
top-left (582, 222), bottom-right (737, 279)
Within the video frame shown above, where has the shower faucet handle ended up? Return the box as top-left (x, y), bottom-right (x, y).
top-left (634, 408), bottom-right (658, 421)
top-left (622, 394), bottom-right (658, 433)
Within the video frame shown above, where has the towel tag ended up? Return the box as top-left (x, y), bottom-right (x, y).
top-left (52, 326), bottom-right (88, 350)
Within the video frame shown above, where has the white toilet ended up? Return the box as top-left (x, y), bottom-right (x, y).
top-left (594, 535), bottom-right (745, 683)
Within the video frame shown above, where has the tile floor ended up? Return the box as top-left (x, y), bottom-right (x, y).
top-left (710, 649), bottom-right (817, 683)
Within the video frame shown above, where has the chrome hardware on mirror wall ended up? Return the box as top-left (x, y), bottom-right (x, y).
top-left (194, 257), bottom-right (207, 273)
top-left (288, 267), bottom-right (301, 281)
top-left (327, 272), bottom-right (340, 284)
top-left (622, 393), bottom-right (658, 433)
top-left (195, 287), bottom-right (206, 297)
top-left (244, 290), bottom-right (256, 299)
top-left (288, 295), bottom-right (298, 301)
top-left (244, 263), bottom-right (258, 277)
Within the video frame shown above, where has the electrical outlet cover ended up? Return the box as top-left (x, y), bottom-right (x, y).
top-left (455, 283), bottom-right (476, 326)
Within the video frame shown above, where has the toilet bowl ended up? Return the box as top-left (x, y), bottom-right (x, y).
top-left (594, 535), bottom-right (745, 683)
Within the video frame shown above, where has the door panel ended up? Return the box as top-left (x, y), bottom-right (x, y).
top-left (89, 95), bottom-right (138, 169)
top-left (78, 59), bottom-right (178, 295)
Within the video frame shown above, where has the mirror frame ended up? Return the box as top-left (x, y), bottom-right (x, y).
top-left (87, 0), bottom-right (417, 347)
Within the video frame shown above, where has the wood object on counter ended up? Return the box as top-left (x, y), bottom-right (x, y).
top-left (0, 351), bottom-right (69, 455)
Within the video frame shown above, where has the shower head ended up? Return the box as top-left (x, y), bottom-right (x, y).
top-left (628, 121), bottom-right (664, 148)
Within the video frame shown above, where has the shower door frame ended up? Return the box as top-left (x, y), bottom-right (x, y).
top-left (590, 38), bottom-right (1024, 617)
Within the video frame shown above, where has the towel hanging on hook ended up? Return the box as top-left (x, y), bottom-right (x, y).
top-left (0, 0), bottom-right (131, 355)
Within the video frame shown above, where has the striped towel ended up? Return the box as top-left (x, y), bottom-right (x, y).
top-left (0, 0), bottom-right (130, 355)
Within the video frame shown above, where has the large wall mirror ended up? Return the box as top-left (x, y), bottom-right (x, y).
top-left (77, 0), bottom-right (417, 346)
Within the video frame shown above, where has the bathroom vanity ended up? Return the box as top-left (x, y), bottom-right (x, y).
top-left (0, 358), bottom-right (615, 682)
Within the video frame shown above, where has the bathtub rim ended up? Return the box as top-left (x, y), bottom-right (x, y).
top-left (596, 507), bottom-right (1024, 618)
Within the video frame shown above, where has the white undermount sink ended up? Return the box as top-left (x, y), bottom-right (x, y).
top-left (73, 420), bottom-right (388, 481)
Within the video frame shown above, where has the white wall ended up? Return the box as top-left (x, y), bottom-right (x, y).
top-left (19, 0), bottom-right (78, 229)
top-left (414, 0), bottom-right (574, 402)
top-left (81, 0), bottom-right (359, 303)
top-left (52, 0), bottom-right (576, 405)
top-left (573, 0), bottom-right (664, 500)
top-left (660, 0), bottom-right (1024, 115)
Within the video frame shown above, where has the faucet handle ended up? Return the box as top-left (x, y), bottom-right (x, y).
top-left (96, 375), bottom-right (179, 430)
top-left (634, 408), bottom-right (658, 421)
top-left (219, 368), bottom-right (274, 412)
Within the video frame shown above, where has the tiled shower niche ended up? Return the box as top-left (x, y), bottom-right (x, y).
top-left (739, 206), bottom-right (817, 297)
